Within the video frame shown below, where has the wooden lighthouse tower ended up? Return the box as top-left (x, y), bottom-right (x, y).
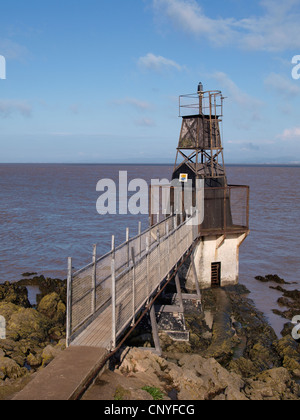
top-left (173, 83), bottom-right (226, 187)
top-left (172, 84), bottom-right (250, 289)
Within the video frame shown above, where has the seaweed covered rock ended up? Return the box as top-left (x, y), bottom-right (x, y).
top-left (255, 274), bottom-right (289, 285)
top-left (37, 292), bottom-right (66, 324)
top-left (244, 368), bottom-right (300, 400)
top-left (0, 356), bottom-right (27, 381)
top-left (0, 282), bottom-right (31, 308)
top-left (41, 341), bottom-right (65, 367)
top-left (274, 335), bottom-right (300, 378)
top-left (6, 308), bottom-right (51, 342)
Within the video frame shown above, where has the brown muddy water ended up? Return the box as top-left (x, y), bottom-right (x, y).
top-left (0, 163), bottom-right (299, 336)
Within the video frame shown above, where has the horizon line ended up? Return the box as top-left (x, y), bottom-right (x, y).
top-left (0, 162), bottom-right (300, 167)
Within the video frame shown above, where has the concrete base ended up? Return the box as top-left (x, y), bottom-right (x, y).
top-left (186, 232), bottom-right (249, 290)
top-left (13, 346), bottom-right (108, 400)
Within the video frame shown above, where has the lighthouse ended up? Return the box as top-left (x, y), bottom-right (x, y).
top-left (173, 84), bottom-right (250, 289)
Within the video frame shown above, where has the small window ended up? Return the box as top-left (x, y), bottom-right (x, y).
top-left (211, 262), bottom-right (221, 287)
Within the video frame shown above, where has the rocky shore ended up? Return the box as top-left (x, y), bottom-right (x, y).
top-left (0, 275), bottom-right (67, 400)
top-left (84, 278), bottom-right (300, 401)
top-left (1, 273), bottom-right (300, 400)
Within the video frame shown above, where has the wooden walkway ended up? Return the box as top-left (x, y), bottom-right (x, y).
top-left (71, 306), bottom-right (112, 349)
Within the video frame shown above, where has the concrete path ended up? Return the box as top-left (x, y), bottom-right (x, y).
top-left (13, 346), bottom-right (108, 400)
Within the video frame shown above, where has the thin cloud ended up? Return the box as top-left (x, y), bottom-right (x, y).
top-left (264, 72), bottom-right (300, 98)
top-left (134, 117), bottom-right (156, 127)
top-left (0, 100), bottom-right (32, 118)
top-left (212, 71), bottom-right (264, 121)
top-left (152, 0), bottom-right (300, 51)
top-left (0, 39), bottom-right (29, 60)
top-left (278, 127), bottom-right (300, 140)
top-left (138, 53), bottom-right (184, 72)
top-left (113, 97), bottom-right (153, 111)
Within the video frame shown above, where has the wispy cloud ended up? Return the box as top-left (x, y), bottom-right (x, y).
top-left (152, 0), bottom-right (300, 51)
top-left (0, 39), bottom-right (29, 60)
top-left (69, 104), bottom-right (80, 115)
top-left (113, 97), bottom-right (153, 111)
top-left (134, 117), bottom-right (156, 127)
top-left (228, 140), bottom-right (260, 151)
top-left (278, 127), bottom-right (300, 140)
top-left (0, 100), bottom-right (32, 118)
top-left (264, 72), bottom-right (300, 98)
top-left (138, 53), bottom-right (184, 72)
top-left (212, 71), bottom-right (264, 122)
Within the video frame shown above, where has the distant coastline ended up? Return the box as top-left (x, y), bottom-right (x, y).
top-left (0, 162), bottom-right (300, 167)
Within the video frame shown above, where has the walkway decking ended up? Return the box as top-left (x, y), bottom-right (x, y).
top-left (71, 306), bottom-right (112, 349)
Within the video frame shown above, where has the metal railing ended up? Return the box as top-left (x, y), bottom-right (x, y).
top-left (66, 212), bottom-right (200, 348)
top-left (66, 185), bottom-right (249, 349)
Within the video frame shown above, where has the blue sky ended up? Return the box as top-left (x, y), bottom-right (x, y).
top-left (1, 0), bottom-right (300, 164)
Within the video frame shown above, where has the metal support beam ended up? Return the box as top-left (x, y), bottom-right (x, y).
top-left (175, 273), bottom-right (184, 312)
top-left (150, 305), bottom-right (162, 356)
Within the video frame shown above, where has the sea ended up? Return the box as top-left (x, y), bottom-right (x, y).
top-left (0, 163), bottom-right (299, 337)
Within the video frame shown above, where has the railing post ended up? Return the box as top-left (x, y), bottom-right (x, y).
top-left (157, 228), bottom-right (161, 280)
top-left (126, 227), bottom-right (130, 267)
top-left (111, 255), bottom-right (116, 350)
top-left (92, 244), bottom-right (97, 314)
top-left (224, 186), bottom-right (227, 235)
top-left (138, 221), bottom-right (142, 258)
top-left (247, 186), bottom-right (250, 229)
top-left (146, 235), bottom-right (150, 303)
top-left (112, 235), bottom-right (115, 253)
top-left (66, 257), bottom-right (72, 348)
top-left (131, 247), bottom-right (136, 326)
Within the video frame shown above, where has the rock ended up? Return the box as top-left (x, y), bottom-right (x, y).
top-left (228, 357), bottom-right (259, 378)
top-left (204, 289), bottom-right (236, 365)
top-left (274, 335), bottom-right (300, 377)
top-left (255, 275), bottom-right (289, 285)
top-left (0, 283), bottom-right (31, 308)
top-left (6, 308), bottom-right (51, 342)
top-left (118, 348), bottom-right (247, 400)
top-left (16, 276), bottom-right (67, 307)
top-left (26, 351), bottom-right (43, 369)
top-left (0, 302), bottom-right (20, 323)
top-left (244, 368), bottom-right (300, 400)
top-left (176, 354), bottom-right (247, 400)
top-left (37, 292), bottom-right (66, 324)
top-left (41, 344), bottom-right (63, 367)
top-left (0, 357), bottom-right (27, 381)
top-left (249, 342), bottom-right (277, 371)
